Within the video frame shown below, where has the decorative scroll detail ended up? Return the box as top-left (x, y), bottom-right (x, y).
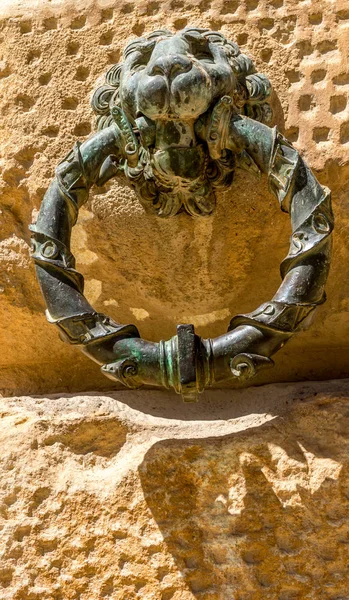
top-left (230, 353), bottom-right (274, 381)
top-left (281, 190), bottom-right (333, 278)
top-left (111, 106), bottom-right (139, 167)
top-left (207, 95), bottom-right (234, 159)
top-left (47, 312), bottom-right (139, 346)
top-left (30, 228), bottom-right (84, 293)
top-left (31, 27), bottom-right (333, 401)
top-left (229, 300), bottom-right (317, 337)
top-left (268, 131), bottom-right (300, 213)
top-left (102, 359), bottom-right (140, 389)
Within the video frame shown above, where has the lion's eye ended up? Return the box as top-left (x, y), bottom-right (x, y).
top-left (129, 49), bottom-right (152, 74)
top-left (192, 40), bottom-right (214, 63)
top-left (196, 51), bottom-right (214, 63)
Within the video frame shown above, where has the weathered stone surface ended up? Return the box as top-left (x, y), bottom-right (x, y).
top-left (0, 379), bottom-right (348, 598)
top-left (0, 0), bottom-right (349, 394)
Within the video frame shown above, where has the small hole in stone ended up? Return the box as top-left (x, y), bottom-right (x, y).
top-left (222, 0), bottom-right (239, 14)
top-left (15, 94), bottom-right (35, 112)
top-left (42, 125), bottom-right (59, 138)
top-left (173, 17), bottom-right (188, 29)
top-left (101, 8), bottom-right (114, 22)
top-left (101, 578), bottom-right (114, 596)
top-left (112, 529), bottom-right (127, 540)
top-left (118, 555), bottom-right (131, 569)
top-left (39, 72), bottom-right (51, 85)
top-left (70, 15), bottom-right (86, 30)
top-left (241, 548), bottom-right (264, 565)
top-left (236, 33), bottom-right (248, 45)
top-left (313, 127), bottom-right (330, 142)
top-left (340, 122), bottom-right (349, 144)
top-left (311, 69), bottom-right (326, 84)
top-left (15, 146), bottom-right (38, 170)
top-left (309, 13), bottom-right (322, 25)
top-left (20, 20), bottom-right (32, 34)
top-left (67, 41), bottom-right (80, 56)
top-left (4, 493), bottom-right (17, 507)
top-left (132, 22), bottom-right (145, 36)
top-left (297, 40), bottom-right (313, 58)
top-left (209, 18), bottom-right (223, 29)
top-left (333, 72), bottom-right (349, 85)
top-left (134, 579), bottom-right (147, 592)
top-left (43, 16), bottom-right (58, 31)
top-left (121, 3), bottom-right (134, 14)
top-left (62, 97), bottom-right (79, 110)
top-left (261, 48), bottom-right (272, 62)
top-left (0, 62), bottom-right (11, 78)
top-left (286, 69), bottom-right (301, 83)
top-left (336, 10), bottom-right (349, 21)
top-left (38, 538), bottom-right (58, 555)
top-left (147, 1), bottom-right (160, 15)
top-left (74, 122), bottom-right (91, 136)
top-left (31, 487), bottom-right (51, 510)
top-left (27, 49), bottom-right (41, 64)
top-left (0, 567), bottom-right (14, 588)
top-left (108, 50), bottom-right (120, 63)
top-left (157, 566), bottom-right (170, 581)
top-left (246, 0), bottom-right (259, 10)
top-left (330, 95), bottom-right (347, 114)
top-left (170, 0), bottom-right (184, 8)
top-left (298, 94), bottom-right (314, 111)
top-left (258, 17), bottom-right (274, 30)
top-left (14, 525), bottom-right (31, 542)
top-left (99, 31), bottom-right (114, 45)
top-left (75, 66), bottom-right (89, 81)
top-left (285, 127), bottom-right (299, 143)
top-left (317, 40), bottom-right (337, 54)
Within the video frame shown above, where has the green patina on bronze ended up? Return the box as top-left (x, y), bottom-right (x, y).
top-left (30, 27), bottom-right (333, 401)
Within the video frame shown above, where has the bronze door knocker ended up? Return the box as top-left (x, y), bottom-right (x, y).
top-left (30, 28), bottom-right (333, 401)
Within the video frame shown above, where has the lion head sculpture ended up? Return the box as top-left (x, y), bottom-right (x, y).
top-left (91, 28), bottom-right (272, 217)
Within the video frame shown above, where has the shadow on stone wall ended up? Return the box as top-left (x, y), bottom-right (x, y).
top-left (0, 384), bottom-right (348, 597)
top-left (139, 396), bottom-right (349, 598)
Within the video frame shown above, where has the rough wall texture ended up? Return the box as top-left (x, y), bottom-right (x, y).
top-left (0, 0), bottom-right (349, 394)
top-left (1, 3), bottom-right (349, 597)
top-left (0, 380), bottom-right (349, 598)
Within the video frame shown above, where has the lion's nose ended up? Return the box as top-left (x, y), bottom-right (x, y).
top-left (148, 54), bottom-right (192, 79)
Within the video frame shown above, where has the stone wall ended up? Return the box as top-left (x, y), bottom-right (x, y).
top-left (0, 0), bottom-right (348, 395)
top-left (0, 380), bottom-right (348, 598)
top-left (1, 3), bottom-right (349, 597)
